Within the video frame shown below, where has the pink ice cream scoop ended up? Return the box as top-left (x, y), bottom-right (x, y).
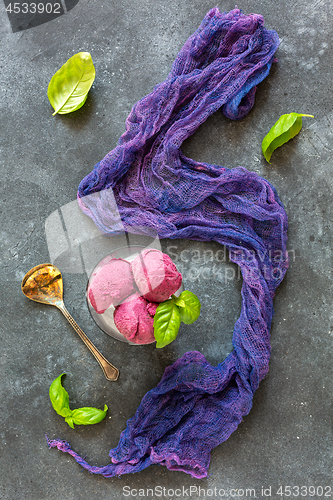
top-left (131, 249), bottom-right (182, 302)
top-left (88, 258), bottom-right (136, 314)
top-left (113, 293), bottom-right (158, 344)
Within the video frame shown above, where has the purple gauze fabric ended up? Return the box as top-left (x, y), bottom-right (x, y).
top-left (47, 8), bottom-right (288, 478)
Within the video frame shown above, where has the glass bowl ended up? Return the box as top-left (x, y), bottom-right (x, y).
top-left (86, 245), bottom-right (183, 345)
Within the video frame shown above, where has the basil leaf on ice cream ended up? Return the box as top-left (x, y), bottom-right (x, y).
top-left (175, 291), bottom-right (201, 325)
top-left (154, 299), bottom-right (182, 348)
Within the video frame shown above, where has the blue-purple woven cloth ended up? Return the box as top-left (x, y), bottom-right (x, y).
top-left (47, 8), bottom-right (288, 478)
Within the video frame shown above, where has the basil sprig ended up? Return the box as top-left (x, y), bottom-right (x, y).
top-left (262, 112), bottom-right (314, 163)
top-left (49, 373), bottom-right (108, 429)
top-left (154, 291), bottom-right (201, 348)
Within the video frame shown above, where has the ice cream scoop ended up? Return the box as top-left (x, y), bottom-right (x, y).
top-left (88, 258), bottom-right (135, 314)
top-left (131, 249), bottom-right (182, 302)
top-left (113, 293), bottom-right (158, 344)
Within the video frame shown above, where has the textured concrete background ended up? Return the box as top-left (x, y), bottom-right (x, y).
top-left (0, 1), bottom-right (332, 499)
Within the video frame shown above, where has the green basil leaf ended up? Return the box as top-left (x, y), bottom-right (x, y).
top-left (262, 112), bottom-right (314, 163)
top-left (172, 295), bottom-right (186, 308)
top-left (70, 405), bottom-right (108, 426)
top-left (49, 373), bottom-right (72, 418)
top-left (177, 290), bottom-right (201, 325)
top-left (154, 300), bottom-right (181, 348)
top-left (47, 52), bottom-right (96, 116)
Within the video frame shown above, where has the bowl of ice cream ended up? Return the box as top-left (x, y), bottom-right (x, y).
top-left (86, 246), bottom-right (183, 344)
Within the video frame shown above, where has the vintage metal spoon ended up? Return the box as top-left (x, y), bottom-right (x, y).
top-left (21, 263), bottom-right (119, 381)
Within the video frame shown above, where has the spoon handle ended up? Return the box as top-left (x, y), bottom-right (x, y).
top-left (59, 304), bottom-right (119, 381)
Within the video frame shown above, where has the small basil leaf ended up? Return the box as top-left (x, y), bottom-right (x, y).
top-left (177, 290), bottom-right (201, 325)
top-left (70, 405), bottom-right (108, 426)
top-left (154, 300), bottom-right (181, 348)
top-left (49, 373), bottom-right (72, 417)
top-left (172, 295), bottom-right (186, 308)
top-left (262, 112), bottom-right (314, 163)
top-left (47, 52), bottom-right (95, 115)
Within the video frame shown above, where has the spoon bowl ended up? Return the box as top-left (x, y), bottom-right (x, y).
top-left (22, 263), bottom-right (119, 381)
top-left (21, 263), bottom-right (63, 307)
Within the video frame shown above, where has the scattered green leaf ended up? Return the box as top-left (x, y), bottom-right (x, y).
top-left (49, 373), bottom-right (72, 418)
top-left (70, 405), bottom-right (108, 426)
top-left (49, 373), bottom-right (108, 428)
top-left (262, 112), bottom-right (314, 163)
top-left (47, 52), bottom-right (95, 116)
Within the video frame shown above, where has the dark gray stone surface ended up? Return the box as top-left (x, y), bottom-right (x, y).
top-left (0, 1), bottom-right (332, 499)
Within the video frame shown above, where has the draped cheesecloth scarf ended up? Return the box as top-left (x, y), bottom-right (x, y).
top-left (48, 7), bottom-right (288, 478)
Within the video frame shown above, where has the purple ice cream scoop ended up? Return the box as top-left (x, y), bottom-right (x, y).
top-left (131, 249), bottom-right (182, 302)
top-left (113, 293), bottom-right (158, 344)
top-left (88, 258), bottom-right (136, 314)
